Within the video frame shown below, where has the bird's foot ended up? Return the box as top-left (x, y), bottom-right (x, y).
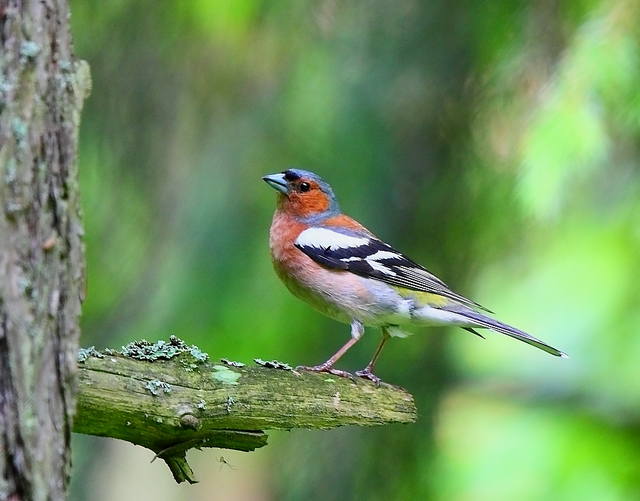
top-left (355, 368), bottom-right (382, 386)
top-left (296, 364), bottom-right (354, 380)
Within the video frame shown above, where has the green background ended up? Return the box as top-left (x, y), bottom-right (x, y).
top-left (70, 0), bottom-right (640, 499)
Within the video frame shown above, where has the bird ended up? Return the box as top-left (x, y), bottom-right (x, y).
top-left (263, 168), bottom-right (566, 384)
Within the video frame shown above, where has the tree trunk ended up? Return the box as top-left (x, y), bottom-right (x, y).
top-left (0, 1), bottom-right (89, 499)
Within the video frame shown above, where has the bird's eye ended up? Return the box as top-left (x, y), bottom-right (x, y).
top-left (299, 182), bottom-right (311, 192)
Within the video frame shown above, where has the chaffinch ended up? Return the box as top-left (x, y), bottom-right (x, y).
top-left (263, 168), bottom-right (566, 383)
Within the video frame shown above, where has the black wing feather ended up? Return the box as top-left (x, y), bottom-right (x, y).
top-left (295, 235), bottom-right (492, 312)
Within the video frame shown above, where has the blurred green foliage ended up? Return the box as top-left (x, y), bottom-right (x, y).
top-left (69, 0), bottom-right (640, 499)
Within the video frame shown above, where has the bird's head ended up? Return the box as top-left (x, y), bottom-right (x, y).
top-left (262, 168), bottom-right (340, 221)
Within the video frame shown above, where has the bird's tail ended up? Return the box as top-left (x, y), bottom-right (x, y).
top-left (446, 307), bottom-right (567, 358)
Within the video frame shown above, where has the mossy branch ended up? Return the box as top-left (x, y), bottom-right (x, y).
top-left (73, 338), bottom-right (417, 483)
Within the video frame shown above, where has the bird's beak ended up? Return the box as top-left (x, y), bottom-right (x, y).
top-left (262, 173), bottom-right (289, 195)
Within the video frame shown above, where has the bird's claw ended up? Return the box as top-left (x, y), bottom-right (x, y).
top-left (296, 365), bottom-right (355, 380)
top-left (355, 368), bottom-right (382, 386)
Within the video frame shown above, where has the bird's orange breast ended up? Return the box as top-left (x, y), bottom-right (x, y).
top-left (269, 210), bottom-right (306, 266)
top-left (268, 209), bottom-right (374, 323)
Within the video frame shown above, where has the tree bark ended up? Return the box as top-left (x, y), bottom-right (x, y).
top-left (0, 1), bottom-right (89, 499)
top-left (74, 347), bottom-right (416, 484)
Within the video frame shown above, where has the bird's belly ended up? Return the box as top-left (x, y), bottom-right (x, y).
top-left (273, 256), bottom-right (408, 326)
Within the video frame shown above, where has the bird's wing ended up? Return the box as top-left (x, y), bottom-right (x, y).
top-left (295, 226), bottom-right (491, 312)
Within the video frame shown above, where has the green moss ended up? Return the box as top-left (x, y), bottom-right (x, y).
top-left (180, 360), bottom-right (199, 372)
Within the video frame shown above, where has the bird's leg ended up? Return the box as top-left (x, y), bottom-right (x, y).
top-left (355, 328), bottom-right (391, 385)
top-left (297, 320), bottom-right (364, 379)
